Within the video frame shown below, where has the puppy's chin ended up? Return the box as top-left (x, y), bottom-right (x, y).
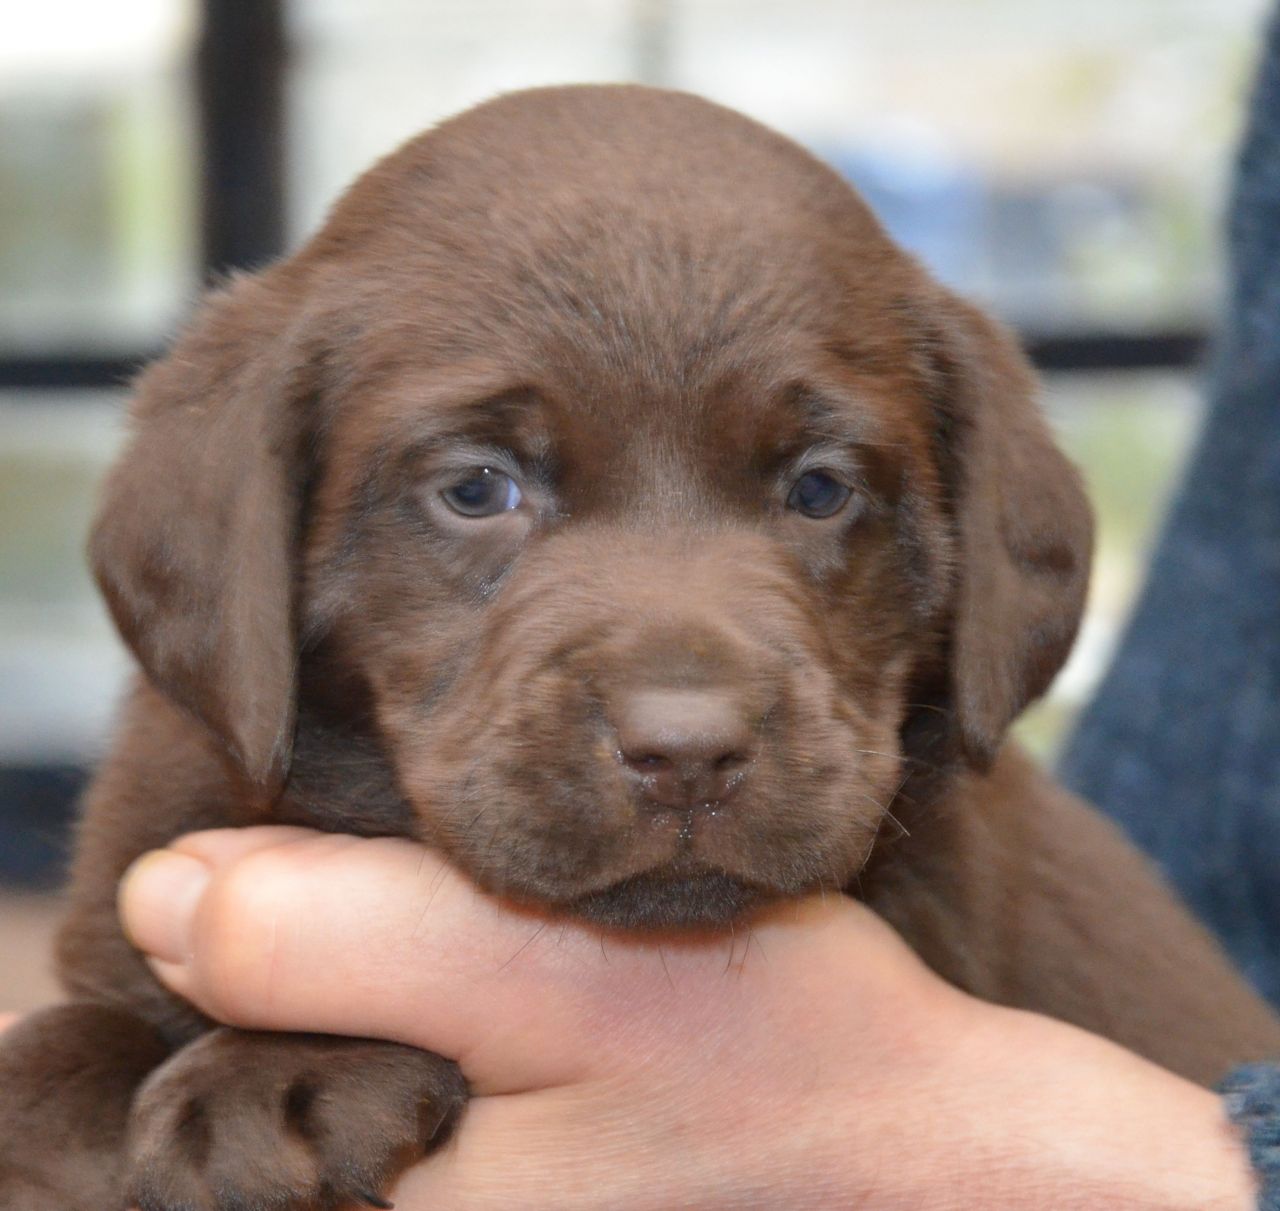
top-left (567, 867), bottom-right (773, 931)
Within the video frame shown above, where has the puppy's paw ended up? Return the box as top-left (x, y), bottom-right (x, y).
top-left (127, 1028), bottom-right (466, 1211)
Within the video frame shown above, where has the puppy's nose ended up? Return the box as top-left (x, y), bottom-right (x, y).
top-left (613, 689), bottom-right (754, 810)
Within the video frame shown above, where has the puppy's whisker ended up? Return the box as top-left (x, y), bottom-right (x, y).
top-left (657, 944), bottom-right (675, 990)
top-left (851, 747), bottom-right (903, 761)
top-left (413, 856), bottom-right (456, 939)
top-left (723, 921), bottom-right (738, 976)
top-left (498, 921), bottom-right (549, 973)
top-left (852, 769), bottom-right (913, 840)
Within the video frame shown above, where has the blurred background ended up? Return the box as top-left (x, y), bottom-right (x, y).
top-left (0, 0), bottom-right (1272, 976)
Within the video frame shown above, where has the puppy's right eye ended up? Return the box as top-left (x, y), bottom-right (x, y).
top-left (441, 467), bottom-right (523, 517)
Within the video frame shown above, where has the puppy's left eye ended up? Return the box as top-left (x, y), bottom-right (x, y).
top-left (786, 470), bottom-right (852, 518)
top-left (441, 467), bottom-right (523, 517)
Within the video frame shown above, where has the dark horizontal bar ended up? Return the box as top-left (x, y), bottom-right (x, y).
top-left (0, 354), bottom-right (157, 392)
top-left (1022, 329), bottom-right (1209, 373)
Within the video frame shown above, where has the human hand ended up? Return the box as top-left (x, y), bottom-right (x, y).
top-left (116, 827), bottom-right (1255, 1210)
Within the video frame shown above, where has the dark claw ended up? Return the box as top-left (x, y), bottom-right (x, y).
top-left (356, 1193), bottom-right (394, 1209)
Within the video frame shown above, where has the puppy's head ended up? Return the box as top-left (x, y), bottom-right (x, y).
top-left (92, 86), bottom-right (1091, 929)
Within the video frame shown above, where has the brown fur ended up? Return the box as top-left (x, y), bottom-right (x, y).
top-left (2, 85), bottom-right (1277, 1210)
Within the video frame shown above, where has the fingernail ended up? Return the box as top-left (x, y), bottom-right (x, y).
top-left (118, 849), bottom-right (211, 965)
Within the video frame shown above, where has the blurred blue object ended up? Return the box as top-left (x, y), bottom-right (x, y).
top-left (1062, 9), bottom-right (1280, 1008)
top-left (824, 141), bottom-right (986, 291)
top-left (0, 765), bottom-right (82, 889)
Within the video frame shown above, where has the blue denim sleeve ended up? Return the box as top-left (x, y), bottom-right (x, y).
top-left (1222, 1065), bottom-right (1280, 1209)
top-left (1059, 6), bottom-right (1280, 1010)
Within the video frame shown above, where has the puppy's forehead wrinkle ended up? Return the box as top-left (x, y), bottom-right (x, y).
top-left (500, 237), bottom-right (816, 406)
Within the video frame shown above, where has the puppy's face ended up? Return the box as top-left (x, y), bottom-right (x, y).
top-left (92, 87), bottom-right (1092, 930)
top-left (309, 356), bottom-right (930, 928)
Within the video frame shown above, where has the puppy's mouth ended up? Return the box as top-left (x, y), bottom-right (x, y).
top-left (567, 863), bottom-right (773, 931)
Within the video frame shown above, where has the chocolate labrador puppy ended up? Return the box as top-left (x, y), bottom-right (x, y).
top-left (2, 85), bottom-right (1277, 1211)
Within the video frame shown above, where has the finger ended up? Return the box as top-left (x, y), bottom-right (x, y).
top-left (118, 826), bottom-right (315, 962)
top-left (0, 1012), bottom-right (19, 1033)
top-left (117, 828), bottom-right (879, 1093)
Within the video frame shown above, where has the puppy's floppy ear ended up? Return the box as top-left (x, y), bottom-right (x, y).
top-left (90, 273), bottom-right (313, 798)
top-left (930, 293), bottom-right (1093, 767)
